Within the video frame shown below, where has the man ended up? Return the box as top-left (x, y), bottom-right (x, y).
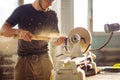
top-left (0, 0), bottom-right (65, 80)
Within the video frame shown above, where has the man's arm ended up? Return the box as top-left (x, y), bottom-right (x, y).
top-left (0, 22), bottom-right (32, 41)
top-left (0, 22), bottom-right (18, 37)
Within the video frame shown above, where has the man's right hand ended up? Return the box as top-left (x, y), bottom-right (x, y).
top-left (0, 22), bottom-right (33, 41)
top-left (15, 29), bottom-right (33, 41)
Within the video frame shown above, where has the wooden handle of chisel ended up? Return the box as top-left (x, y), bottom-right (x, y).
top-left (13, 34), bottom-right (57, 41)
top-left (31, 35), bottom-right (51, 40)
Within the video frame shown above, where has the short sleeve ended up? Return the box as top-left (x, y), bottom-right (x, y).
top-left (6, 6), bottom-right (21, 27)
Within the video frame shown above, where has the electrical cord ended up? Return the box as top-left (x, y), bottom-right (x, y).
top-left (90, 32), bottom-right (114, 51)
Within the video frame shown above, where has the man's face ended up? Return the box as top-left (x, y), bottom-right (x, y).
top-left (40, 0), bottom-right (52, 10)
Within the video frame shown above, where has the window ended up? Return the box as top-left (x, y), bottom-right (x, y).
top-left (93, 0), bottom-right (120, 32)
top-left (74, 0), bottom-right (120, 32)
top-left (0, 0), bottom-right (18, 28)
top-left (74, 0), bottom-right (88, 29)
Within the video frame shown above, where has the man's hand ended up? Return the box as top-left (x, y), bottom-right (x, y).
top-left (0, 22), bottom-right (32, 41)
top-left (54, 36), bottom-right (66, 46)
top-left (15, 29), bottom-right (33, 41)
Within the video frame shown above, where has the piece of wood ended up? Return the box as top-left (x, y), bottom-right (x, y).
top-left (13, 34), bottom-right (58, 41)
top-left (31, 35), bottom-right (51, 40)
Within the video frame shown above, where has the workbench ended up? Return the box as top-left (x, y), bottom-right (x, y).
top-left (87, 67), bottom-right (120, 80)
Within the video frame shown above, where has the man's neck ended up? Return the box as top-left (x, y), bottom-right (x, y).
top-left (32, 0), bottom-right (43, 11)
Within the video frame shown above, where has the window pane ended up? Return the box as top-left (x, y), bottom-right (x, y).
top-left (74, 0), bottom-right (88, 29)
top-left (93, 0), bottom-right (120, 32)
top-left (0, 0), bottom-right (18, 28)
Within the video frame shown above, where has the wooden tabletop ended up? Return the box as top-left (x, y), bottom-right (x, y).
top-left (87, 67), bottom-right (120, 80)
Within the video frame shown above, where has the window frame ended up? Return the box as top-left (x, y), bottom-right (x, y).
top-left (88, 0), bottom-right (120, 36)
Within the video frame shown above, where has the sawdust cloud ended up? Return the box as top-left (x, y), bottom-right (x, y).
top-left (0, 36), bottom-right (17, 55)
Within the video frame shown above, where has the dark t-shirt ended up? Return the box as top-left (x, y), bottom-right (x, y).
top-left (6, 4), bottom-right (59, 56)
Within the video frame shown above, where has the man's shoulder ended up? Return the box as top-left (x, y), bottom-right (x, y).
top-left (47, 9), bottom-right (57, 15)
top-left (18, 4), bottom-right (32, 9)
top-left (48, 9), bottom-right (55, 12)
top-left (14, 4), bottom-right (33, 13)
